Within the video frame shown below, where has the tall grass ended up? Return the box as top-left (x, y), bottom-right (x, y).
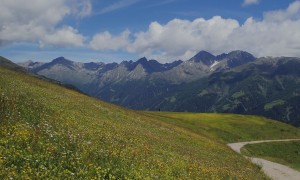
top-left (0, 67), bottom-right (268, 179)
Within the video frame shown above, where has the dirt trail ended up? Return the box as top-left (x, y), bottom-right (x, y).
top-left (227, 139), bottom-right (300, 180)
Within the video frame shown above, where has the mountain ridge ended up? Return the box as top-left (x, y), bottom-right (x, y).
top-left (19, 50), bottom-right (256, 76)
top-left (17, 50), bottom-right (300, 126)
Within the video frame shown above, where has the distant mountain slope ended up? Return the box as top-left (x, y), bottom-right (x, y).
top-left (19, 51), bottom-right (300, 126)
top-left (20, 50), bottom-right (256, 94)
top-left (0, 56), bottom-right (27, 72)
top-left (157, 57), bottom-right (300, 126)
top-left (1, 58), bottom-right (271, 179)
top-left (20, 50), bottom-right (254, 87)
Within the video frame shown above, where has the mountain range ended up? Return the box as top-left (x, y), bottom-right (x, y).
top-left (5, 54), bottom-right (298, 179)
top-left (19, 51), bottom-right (300, 126)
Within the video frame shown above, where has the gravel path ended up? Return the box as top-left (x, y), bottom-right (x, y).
top-left (227, 139), bottom-right (300, 180)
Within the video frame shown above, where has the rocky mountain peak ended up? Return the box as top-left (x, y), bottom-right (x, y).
top-left (226, 51), bottom-right (256, 68)
top-left (137, 58), bottom-right (163, 73)
top-left (51, 57), bottom-right (73, 66)
top-left (227, 50), bottom-right (255, 59)
top-left (137, 57), bottom-right (148, 63)
top-left (212, 50), bottom-right (256, 69)
top-left (189, 51), bottom-right (216, 66)
top-left (83, 62), bottom-right (105, 71)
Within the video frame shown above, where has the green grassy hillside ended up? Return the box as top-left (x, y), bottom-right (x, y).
top-left (0, 56), bottom-right (27, 72)
top-left (145, 112), bottom-right (300, 143)
top-left (242, 141), bottom-right (300, 171)
top-left (0, 66), bottom-right (270, 179)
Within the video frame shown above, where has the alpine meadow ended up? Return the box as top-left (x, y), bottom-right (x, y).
top-left (1, 56), bottom-right (300, 179)
top-left (2, 0), bottom-right (300, 179)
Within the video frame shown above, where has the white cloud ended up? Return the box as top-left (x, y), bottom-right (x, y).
top-left (98, 0), bottom-right (140, 14)
top-left (230, 1), bottom-right (300, 57)
top-left (263, 0), bottom-right (300, 22)
top-left (243, 0), bottom-right (260, 7)
top-left (41, 26), bottom-right (85, 48)
top-left (2, 0), bottom-right (300, 62)
top-left (128, 17), bottom-right (240, 60)
top-left (90, 30), bottom-right (131, 51)
top-left (0, 0), bottom-right (88, 47)
top-left (90, 1), bottom-right (300, 61)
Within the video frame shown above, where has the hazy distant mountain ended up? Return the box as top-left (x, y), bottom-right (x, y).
top-left (22, 57), bottom-right (107, 94)
top-left (20, 56), bottom-right (184, 93)
top-left (18, 60), bottom-right (45, 70)
top-left (19, 51), bottom-right (300, 126)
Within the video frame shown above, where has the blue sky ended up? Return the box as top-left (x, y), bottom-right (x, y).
top-left (0, 0), bottom-right (299, 63)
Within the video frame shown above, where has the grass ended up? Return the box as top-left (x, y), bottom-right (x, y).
top-left (144, 112), bottom-right (300, 143)
top-left (0, 66), bottom-right (269, 179)
top-left (264, 99), bottom-right (285, 111)
top-left (241, 141), bottom-right (300, 171)
top-left (232, 91), bottom-right (245, 99)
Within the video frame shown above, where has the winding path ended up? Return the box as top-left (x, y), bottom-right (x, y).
top-left (227, 139), bottom-right (300, 180)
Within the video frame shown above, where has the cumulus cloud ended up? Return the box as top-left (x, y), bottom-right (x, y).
top-left (128, 17), bottom-right (240, 60)
top-left (2, 0), bottom-right (300, 62)
top-left (0, 0), bottom-right (88, 47)
top-left (230, 1), bottom-right (300, 57)
top-left (243, 0), bottom-right (260, 7)
top-left (90, 1), bottom-right (300, 61)
top-left (263, 0), bottom-right (300, 22)
top-left (41, 26), bottom-right (85, 48)
top-left (90, 30), bottom-right (131, 51)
